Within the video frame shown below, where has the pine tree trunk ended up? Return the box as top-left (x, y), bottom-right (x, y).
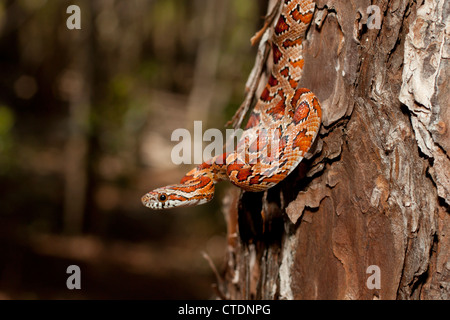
top-left (220, 0), bottom-right (449, 300)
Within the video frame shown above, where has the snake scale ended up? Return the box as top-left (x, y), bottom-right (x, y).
top-left (142, 0), bottom-right (321, 210)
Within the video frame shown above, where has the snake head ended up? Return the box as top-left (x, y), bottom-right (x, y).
top-left (141, 180), bottom-right (214, 210)
top-left (141, 187), bottom-right (182, 210)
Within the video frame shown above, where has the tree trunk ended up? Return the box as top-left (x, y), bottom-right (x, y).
top-left (220, 0), bottom-right (449, 300)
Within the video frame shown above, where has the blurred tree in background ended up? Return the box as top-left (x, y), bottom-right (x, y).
top-left (0, 0), bottom-right (266, 299)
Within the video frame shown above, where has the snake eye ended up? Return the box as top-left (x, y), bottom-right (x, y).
top-left (159, 194), bottom-right (167, 202)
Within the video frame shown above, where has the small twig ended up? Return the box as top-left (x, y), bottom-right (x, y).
top-left (250, 0), bottom-right (281, 46)
top-left (202, 251), bottom-right (226, 298)
top-left (250, 20), bottom-right (270, 46)
top-left (226, 36), bottom-right (270, 129)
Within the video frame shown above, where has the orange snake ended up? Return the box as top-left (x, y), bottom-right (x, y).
top-left (142, 0), bottom-right (321, 210)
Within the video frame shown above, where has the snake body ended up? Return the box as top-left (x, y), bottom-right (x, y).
top-left (142, 0), bottom-right (321, 210)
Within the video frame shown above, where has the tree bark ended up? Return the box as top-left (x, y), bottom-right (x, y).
top-left (220, 0), bottom-right (449, 300)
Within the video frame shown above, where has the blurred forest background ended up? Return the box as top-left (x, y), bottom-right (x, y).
top-left (0, 0), bottom-right (267, 299)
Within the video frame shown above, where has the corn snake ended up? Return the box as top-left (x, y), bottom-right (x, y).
top-left (142, 0), bottom-right (321, 210)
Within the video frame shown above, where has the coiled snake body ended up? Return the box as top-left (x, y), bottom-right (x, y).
top-left (142, 0), bottom-right (321, 210)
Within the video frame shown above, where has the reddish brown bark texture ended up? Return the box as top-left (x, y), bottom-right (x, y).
top-left (220, 0), bottom-right (449, 300)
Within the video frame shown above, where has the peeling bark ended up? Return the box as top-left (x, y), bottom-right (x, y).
top-left (220, 0), bottom-right (449, 300)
